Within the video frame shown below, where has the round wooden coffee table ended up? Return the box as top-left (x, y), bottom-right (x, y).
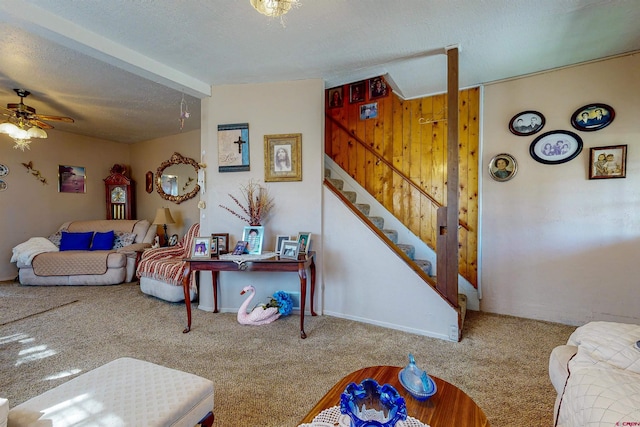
top-left (299, 366), bottom-right (489, 426)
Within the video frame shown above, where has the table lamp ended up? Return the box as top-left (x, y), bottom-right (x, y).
top-left (152, 207), bottom-right (175, 246)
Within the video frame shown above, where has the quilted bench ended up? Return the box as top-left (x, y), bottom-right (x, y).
top-left (3, 357), bottom-right (214, 427)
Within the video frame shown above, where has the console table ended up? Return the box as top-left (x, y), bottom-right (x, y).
top-left (181, 251), bottom-right (316, 338)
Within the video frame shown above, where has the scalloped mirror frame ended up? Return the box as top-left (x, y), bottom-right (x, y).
top-left (156, 152), bottom-right (201, 204)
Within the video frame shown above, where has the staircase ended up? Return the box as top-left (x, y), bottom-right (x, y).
top-left (324, 164), bottom-right (467, 339)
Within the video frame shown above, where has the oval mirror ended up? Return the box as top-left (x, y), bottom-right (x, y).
top-left (156, 152), bottom-right (201, 204)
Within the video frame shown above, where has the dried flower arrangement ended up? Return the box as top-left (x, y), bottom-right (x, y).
top-left (219, 179), bottom-right (274, 226)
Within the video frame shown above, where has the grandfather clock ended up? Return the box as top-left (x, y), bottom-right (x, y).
top-left (104, 164), bottom-right (134, 220)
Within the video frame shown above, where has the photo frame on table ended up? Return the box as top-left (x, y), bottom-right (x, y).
top-left (280, 240), bottom-right (300, 259)
top-left (169, 234), bottom-right (179, 247)
top-left (192, 237), bottom-right (212, 258)
top-left (210, 236), bottom-right (219, 256)
top-left (488, 153), bottom-right (518, 182)
top-left (529, 130), bottom-right (583, 165)
top-left (211, 233), bottom-right (229, 254)
top-left (297, 232), bottom-right (312, 254)
top-left (58, 165), bottom-right (86, 193)
top-left (571, 103), bottom-right (615, 132)
top-left (218, 122), bottom-right (250, 172)
top-left (232, 241), bottom-right (248, 255)
top-left (275, 235), bottom-right (290, 254)
top-left (360, 102), bottom-right (378, 120)
top-left (328, 86), bottom-right (344, 108)
top-left (242, 226), bottom-right (264, 255)
top-left (349, 81), bottom-right (366, 103)
top-left (508, 110), bottom-right (545, 136)
top-left (264, 133), bottom-right (302, 182)
top-left (368, 77), bottom-right (388, 99)
top-left (589, 145), bottom-right (627, 180)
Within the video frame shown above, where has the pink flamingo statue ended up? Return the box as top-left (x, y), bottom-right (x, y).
top-left (237, 285), bottom-right (281, 325)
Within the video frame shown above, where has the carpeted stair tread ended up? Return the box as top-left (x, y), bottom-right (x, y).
top-left (414, 259), bottom-right (432, 276)
top-left (369, 216), bottom-right (384, 229)
top-left (327, 177), bottom-right (343, 190)
top-left (355, 203), bottom-right (370, 216)
top-left (341, 190), bottom-right (357, 203)
top-left (396, 244), bottom-right (415, 260)
top-left (382, 229), bottom-right (398, 243)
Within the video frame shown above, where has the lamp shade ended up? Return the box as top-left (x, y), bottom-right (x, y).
top-left (27, 127), bottom-right (48, 139)
top-left (152, 207), bottom-right (175, 225)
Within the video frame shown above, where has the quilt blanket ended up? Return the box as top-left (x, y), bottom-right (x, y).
top-left (10, 237), bottom-right (58, 266)
top-left (557, 321), bottom-right (640, 427)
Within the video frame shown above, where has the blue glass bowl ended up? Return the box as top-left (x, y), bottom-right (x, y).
top-left (398, 354), bottom-right (437, 401)
top-left (340, 378), bottom-right (407, 427)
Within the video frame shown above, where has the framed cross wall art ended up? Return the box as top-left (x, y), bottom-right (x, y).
top-left (218, 123), bottom-right (250, 172)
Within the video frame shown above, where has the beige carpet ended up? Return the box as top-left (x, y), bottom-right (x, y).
top-left (0, 285), bottom-right (78, 326)
top-left (0, 281), bottom-right (575, 426)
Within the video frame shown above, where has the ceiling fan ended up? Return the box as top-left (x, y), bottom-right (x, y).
top-left (2, 88), bottom-right (74, 130)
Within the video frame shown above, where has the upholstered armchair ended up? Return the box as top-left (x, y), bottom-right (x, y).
top-left (136, 223), bottom-right (200, 302)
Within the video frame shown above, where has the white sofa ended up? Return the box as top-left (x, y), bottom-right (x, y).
top-left (549, 321), bottom-right (640, 426)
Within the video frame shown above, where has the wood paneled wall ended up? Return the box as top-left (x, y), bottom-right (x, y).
top-left (325, 83), bottom-right (479, 287)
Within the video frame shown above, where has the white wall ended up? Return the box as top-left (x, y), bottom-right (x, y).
top-left (481, 53), bottom-right (640, 325)
top-left (198, 79), bottom-right (325, 313)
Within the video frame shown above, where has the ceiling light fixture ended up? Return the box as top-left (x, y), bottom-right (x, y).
top-left (0, 118), bottom-right (47, 151)
top-left (250, 0), bottom-right (299, 18)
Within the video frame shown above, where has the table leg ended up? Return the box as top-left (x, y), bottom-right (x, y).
top-left (212, 271), bottom-right (219, 313)
top-left (182, 263), bottom-right (192, 333)
top-left (309, 257), bottom-right (317, 316)
top-left (298, 264), bottom-right (307, 339)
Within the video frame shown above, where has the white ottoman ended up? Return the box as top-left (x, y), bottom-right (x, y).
top-left (7, 357), bottom-right (214, 427)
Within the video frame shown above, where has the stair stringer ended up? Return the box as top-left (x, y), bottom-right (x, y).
top-left (325, 156), bottom-right (479, 311)
top-left (322, 185), bottom-right (460, 341)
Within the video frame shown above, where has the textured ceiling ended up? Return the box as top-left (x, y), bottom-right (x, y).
top-left (0, 0), bottom-right (639, 144)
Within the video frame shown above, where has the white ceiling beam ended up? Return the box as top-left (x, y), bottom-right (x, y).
top-left (0, 2), bottom-right (211, 98)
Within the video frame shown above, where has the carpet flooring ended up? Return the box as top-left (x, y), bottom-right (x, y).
top-left (0, 281), bottom-right (575, 426)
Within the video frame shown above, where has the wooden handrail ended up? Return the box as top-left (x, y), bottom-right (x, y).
top-left (326, 114), bottom-right (469, 231)
top-left (324, 177), bottom-right (456, 310)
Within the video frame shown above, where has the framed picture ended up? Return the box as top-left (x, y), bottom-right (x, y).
top-left (529, 130), bottom-right (583, 165)
top-left (571, 103), bottom-right (615, 132)
top-left (280, 240), bottom-right (299, 259)
top-left (145, 171), bottom-right (153, 193)
top-left (508, 110), bottom-right (545, 136)
top-left (589, 145), bottom-right (627, 179)
top-left (58, 165), bottom-right (86, 193)
top-left (242, 226), bottom-right (264, 255)
top-left (328, 86), bottom-right (344, 108)
top-left (275, 235), bottom-right (290, 254)
top-left (218, 122), bottom-right (250, 172)
top-left (368, 77), bottom-right (388, 99)
top-left (169, 234), bottom-right (179, 247)
top-left (211, 233), bottom-right (229, 254)
top-left (349, 81), bottom-right (366, 103)
top-left (264, 133), bottom-right (302, 182)
top-left (360, 102), bottom-right (378, 120)
top-left (192, 237), bottom-right (212, 258)
top-left (297, 232), bottom-right (311, 254)
top-left (488, 153), bottom-right (518, 182)
top-left (232, 241), bottom-right (248, 255)
top-left (210, 236), bottom-right (219, 256)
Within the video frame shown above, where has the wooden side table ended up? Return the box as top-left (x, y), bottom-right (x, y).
top-left (299, 366), bottom-right (489, 426)
top-left (181, 252), bottom-right (316, 337)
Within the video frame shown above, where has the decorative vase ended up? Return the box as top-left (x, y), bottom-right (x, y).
top-left (340, 379), bottom-right (407, 427)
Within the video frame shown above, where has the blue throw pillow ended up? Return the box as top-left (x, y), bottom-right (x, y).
top-left (60, 231), bottom-right (94, 251)
top-left (91, 230), bottom-right (115, 251)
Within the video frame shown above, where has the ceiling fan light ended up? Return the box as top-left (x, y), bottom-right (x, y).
top-left (250, 0), bottom-right (295, 17)
top-left (0, 122), bottom-right (20, 135)
top-left (27, 126), bottom-right (47, 139)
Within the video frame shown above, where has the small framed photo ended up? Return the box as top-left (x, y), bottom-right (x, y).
top-left (58, 165), bottom-right (86, 193)
top-left (529, 130), bottom-right (583, 165)
top-left (210, 237), bottom-right (219, 256)
top-left (360, 102), bottom-right (378, 120)
top-left (211, 233), bottom-right (229, 254)
top-left (368, 77), bottom-right (388, 99)
top-left (192, 237), bottom-right (212, 258)
top-left (349, 81), bottom-right (366, 103)
top-left (232, 241), bottom-right (248, 255)
top-left (280, 240), bottom-right (300, 259)
top-left (328, 86), bottom-right (344, 108)
top-left (297, 232), bottom-right (312, 254)
top-left (264, 133), bottom-right (302, 182)
top-left (488, 153), bottom-right (517, 182)
top-left (571, 103), bottom-right (615, 132)
top-left (169, 234), bottom-right (179, 247)
top-left (218, 122), bottom-right (250, 173)
top-left (589, 145), bottom-right (627, 179)
top-left (275, 235), bottom-right (290, 254)
top-left (508, 110), bottom-right (545, 136)
top-left (243, 226), bottom-right (264, 255)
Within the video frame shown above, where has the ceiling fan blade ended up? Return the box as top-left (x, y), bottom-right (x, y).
top-left (29, 119), bottom-right (54, 129)
top-left (6, 103), bottom-right (36, 114)
top-left (33, 114), bottom-right (74, 123)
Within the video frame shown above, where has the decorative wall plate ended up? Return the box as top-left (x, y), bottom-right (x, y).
top-left (0, 163), bottom-right (8, 177)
